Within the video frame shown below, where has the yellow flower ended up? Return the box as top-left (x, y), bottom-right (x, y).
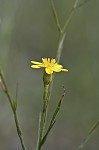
top-left (31, 58), bottom-right (68, 74)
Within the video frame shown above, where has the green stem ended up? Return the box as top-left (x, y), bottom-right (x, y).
top-left (41, 86), bottom-right (66, 146)
top-left (62, 7), bottom-right (75, 33)
top-left (56, 32), bottom-right (66, 63)
top-left (13, 111), bottom-right (26, 150)
top-left (49, 0), bottom-right (83, 102)
top-left (51, 0), bottom-right (84, 63)
top-left (36, 83), bottom-right (50, 150)
top-left (76, 120), bottom-right (99, 150)
top-left (0, 69), bottom-right (26, 150)
top-left (41, 84), bottom-right (49, 141)
top-left (56, 0), bottom-right (81, 62)
top-left (50, 0), bottom-right (62, 33)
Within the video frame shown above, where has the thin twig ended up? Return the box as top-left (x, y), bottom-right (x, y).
top-left (76, 0), bottom-right (90, 9)
top-left (50, 0), bottom-right (62, 33)
top-left (62, 0), bottom-right (80, 33)
top-left (50, 0), bottom-right (90, 93)
top-left (76, 120), bottom-right (99, 150)
top-left (49, 0), bottom-right (80, 105)
top-left (0, 68), bottom-right (26, 150)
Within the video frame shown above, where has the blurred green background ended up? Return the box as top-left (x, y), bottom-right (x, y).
top-left (0, 0), bottom-right (99, 150)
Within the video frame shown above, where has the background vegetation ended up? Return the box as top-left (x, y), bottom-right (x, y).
top-left (0, 0), bottom-right (99, 150)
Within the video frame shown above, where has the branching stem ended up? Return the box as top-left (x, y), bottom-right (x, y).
top-left (51, 0), bottom-right (62, 33)
top-left (0, 69), bottom-right (26, 150)
top-left (36, 0), bottom-right (90, 149)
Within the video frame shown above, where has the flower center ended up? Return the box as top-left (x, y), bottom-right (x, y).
top-left (47, 62), bottom-right (54, 68)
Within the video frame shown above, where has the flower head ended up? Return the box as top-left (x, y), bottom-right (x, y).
top-left (31, 58), bottom-right (68, 74)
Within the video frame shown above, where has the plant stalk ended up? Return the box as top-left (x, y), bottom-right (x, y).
top-left (36, 73), bottom-right (52, 150)
top-left (0, 69), bottom-right (26, 150)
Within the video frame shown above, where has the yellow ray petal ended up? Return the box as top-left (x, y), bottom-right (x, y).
top-left (61, 69), bottom-right (68, 72)
top-left (31, 61), bottom-right (42, 65)
top-left (42, 58), bottom-right (48, 64)
top-left (52, 67), bottom-right (61, 72)
top-left (45, 67), bottom-right (53, 74)
top-left (31, 65), bottom-right (41, 68)
top-left (52, 64), bottom-right (62, 72)
top-left (48, 58), bottom-right (50, 62)
top-left (51, 58), bottom-right (56, 64)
